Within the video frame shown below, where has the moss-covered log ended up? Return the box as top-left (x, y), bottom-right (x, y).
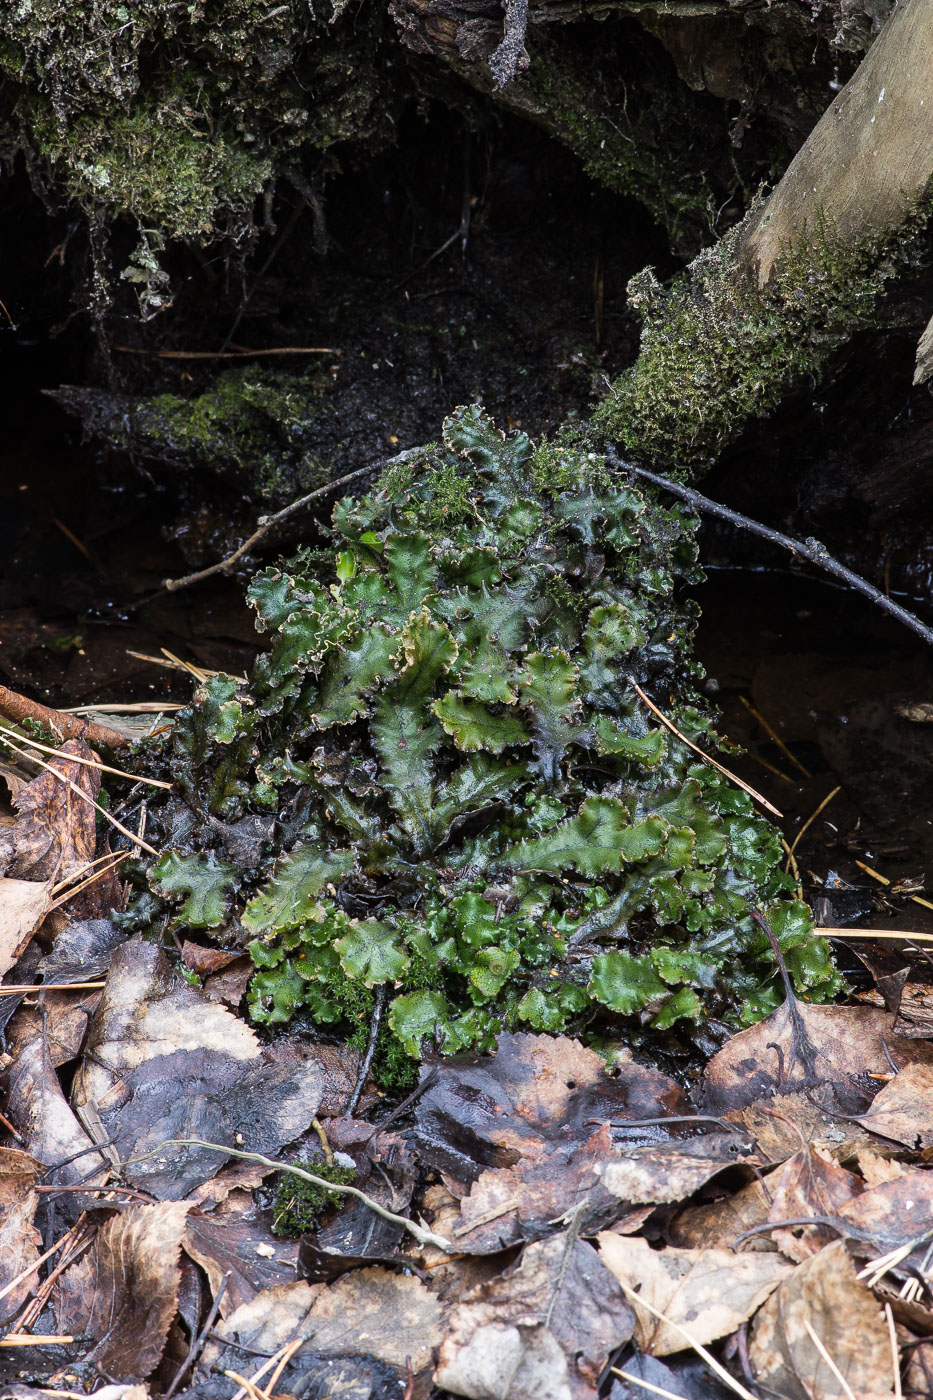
top-left (592, 0), bottom-right (933, 473)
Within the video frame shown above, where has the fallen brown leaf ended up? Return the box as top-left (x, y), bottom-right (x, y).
top-left (183, 1202), bottom-right (299, 1315)
top-left (436, 1233), bottom-right (634, 1400)
top-left (10, 739), bottom-right (99, 882)
top-left (597, 1232), bottom-right (791, 1357)
top-left (749, 1239), bottom-right (894, 1400)
top-left (70, 937), bottom-right (326, 1199)
top-left (858, 1062), bottom-right (933, 1149)
top-left (0, 877), bottom-right (53, 978)
top-left (702, 1001), bottom-right (933, 1116)
top-left (0, 1148), bottom-right (42, 1324)
top-left (202, 1270), bottom-right (443, 1380)
top-left (766, 1146), bottom-right (864, 1262)
top-left (54, 1201), bottom-right (192, 1380)
top-left (414, 1033), bottom-right (689, 1251)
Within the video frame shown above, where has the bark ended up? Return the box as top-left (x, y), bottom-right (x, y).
top-left (593, 0), bottom-right (933, 474)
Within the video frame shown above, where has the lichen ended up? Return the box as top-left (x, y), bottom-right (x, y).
top-left (126, 405), bottom-right (842, 1070)
top-left (592, 198), bottom-right (933, 474)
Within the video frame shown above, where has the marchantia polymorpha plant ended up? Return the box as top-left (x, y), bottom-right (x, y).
top-left (127, 405), bottom-right (841, 1072)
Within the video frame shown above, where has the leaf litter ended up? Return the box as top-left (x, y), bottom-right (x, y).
top-left (4, 744), bottom-right (933, 1397)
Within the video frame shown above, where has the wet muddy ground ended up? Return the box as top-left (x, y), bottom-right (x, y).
top-left (2, 106), bottom-right (932, 986)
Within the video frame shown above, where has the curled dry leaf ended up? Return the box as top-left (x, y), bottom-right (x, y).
top-left (436, 1234), bottom-right (634, 1400)
top-left (0, 1147), bottom-right (43, 1324)
top-left (54, 1201), bottom-right (192, 1380)
top-left (597, 1232), bottom-right (791, 1358)
top-left (749, 1239), bottom-right (893, 1400)
top-left (10, 738), bottom-right (100, 882)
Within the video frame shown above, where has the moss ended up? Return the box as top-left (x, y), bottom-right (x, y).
top-left (53, 366), bottom-right (336, 498)
top-left (1, 0), bottom-right (390, 249)
top-left (592, 199), bottom-right (933, 474)
top-left (528, 42), bottom-right (723, 250)
top-left (271, 1159), bottom-right (357, 1237)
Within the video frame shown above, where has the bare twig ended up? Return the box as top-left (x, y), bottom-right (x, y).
top-left (629, 680), bottom-right (782, 817)
top-left (0, 683), bottom-right (129, 748)
top-left (346, 985), bottom-right (386, 1117)
top-left (161, 463), bottom-right (375, 594)
top-left (0, 722), bottom-right (171, 788)
top-left (788, 786), bottom-right (840, 860)
top-left (122, 1139), bottom-right (453, 1250)
top-left (115, 345), bottom-right (338, 360)
top-left (608, 454), bottom-right (933, 650)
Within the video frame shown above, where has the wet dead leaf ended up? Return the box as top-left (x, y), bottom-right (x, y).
top-left (414, 1033), bottom-right (689, 1251)
top-left (766, 1147), bottom-right (864, 1262)
top-left (858, 1062), bottom-right (933, 1149)
top-left (598, 1134), bottom-right (751, 1205)
top-left (35, 916), bottom-right (125, 983)
top-left (749, 1239), bottom-right (893, 1400)
top-left (669, 1175), bottom-right (774, 1252)
top-left (436, 1233), bottom-right (634, 1400)
top-left (6, 1034), bottom-right (110, 1199)
top-left (183, 1203), bottom-right (299, 1315)
top-left (202, 1270), bottom-right (443, 1378)
top-left (597, 1232), bottom-right (791, 1357)
top-left (701, 1001), bottom-right (933, 1116)
top-left (0, 1148), bottom-right (42, 1324)
top-left (10, 739), bottom-right (99, 882)
top-left (70, 937), bottom-right (324, 1198)
top-left (437, 1322), bottom-right (572, 1400)
top-left (54, 1201), bottom-right (191, 1380)
top-left (0, 876), bottom-right (53, 977)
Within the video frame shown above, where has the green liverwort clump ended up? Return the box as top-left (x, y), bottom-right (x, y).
top-left (139, 405), bottom-right (841, 1065)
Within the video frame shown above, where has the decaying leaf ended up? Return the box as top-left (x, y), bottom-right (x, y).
top-left (749, 1239), bottom-right (893, 1400)
top-left (10, 739), bottom-right (100, 882)
top-left (0, 1148), bottom-right (42, 1324)
top-left (765, 1147), bottom-right (864, 1262)
top-left (597, 1232), bottom-right (791, 1357)
top-left (414, 1033), bottom-right (689, 1250)
top-left (202, 1271), bottom-right (443, 1381)
top-left (0, 876), bottom-right (53, 978)
top-left (436, 1233), bottom-right (634, 1400)
top-left (183, 1202), bottom-right (300, 1315)
top-left (598, 1134), bottom-right (751, 1206)
top-left (69, 937), bottom-right (325, 1198)
top-left (6, 1034), bottom-right (110, 1199)
top-left (54, 1201), bottom-right (192, 1380)
top-left (701, 1001), bottom-right (933, 1115)
top-left (858, 1062), bottom-right (933, 1149)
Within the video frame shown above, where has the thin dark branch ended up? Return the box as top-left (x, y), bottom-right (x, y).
top-left (607, 452), bottom-right (933, 650)
top-left (164, 1273), bottom-right (230, 1400)
top-left (160, 463), bottom-right (376, 595)
top-left (346, 985), bottom-right (386, 1117)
